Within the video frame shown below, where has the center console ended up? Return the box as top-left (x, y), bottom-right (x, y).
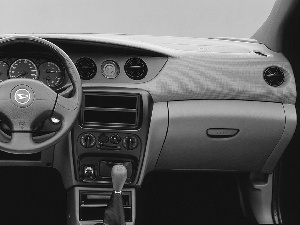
top-left (73, 88), bottom-right (152, 185)
top-left (69, 87), bottom-right (152, 224)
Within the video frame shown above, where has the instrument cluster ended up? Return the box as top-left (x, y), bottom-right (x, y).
top-left (0, 56), bottom-right (66, 89)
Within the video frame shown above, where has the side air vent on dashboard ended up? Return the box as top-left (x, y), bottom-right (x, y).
top-left (75, 57), bottom-right (97, 80)
top-left (124, 57), bottom-right (148, 80)
top-left (263, 66), bottom-right (285, 87)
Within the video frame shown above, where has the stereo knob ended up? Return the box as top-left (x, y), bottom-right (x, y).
top-left (122, 135), bottom-right (138, 150)
top-left (80, 133), bottom-right (96, 148)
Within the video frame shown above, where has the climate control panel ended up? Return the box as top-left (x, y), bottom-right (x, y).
top-left (79, 132), bottom-right (140, 151)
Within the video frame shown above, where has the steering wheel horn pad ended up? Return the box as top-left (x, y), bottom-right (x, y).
top-left (11, 85), bottom-right (35, 107)
top-left (0, 36), bottom-right (82, 154)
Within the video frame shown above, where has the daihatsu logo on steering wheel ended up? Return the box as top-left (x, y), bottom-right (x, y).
top-left (14, 89), bottom-right (31, 104)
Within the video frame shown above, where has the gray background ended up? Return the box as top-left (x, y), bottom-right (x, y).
top-left (0, 0), bottom-right (275, 38)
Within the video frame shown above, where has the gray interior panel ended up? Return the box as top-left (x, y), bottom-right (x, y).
top-left (155, 100), bottom-right (287, 172)
top-left (261, 103), bottom-right (297, 173)
top-left (136, 102), bottom-right (168, 185)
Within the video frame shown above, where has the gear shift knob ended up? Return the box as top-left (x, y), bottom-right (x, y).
top-left (111, 164), bottom-right (127, 193)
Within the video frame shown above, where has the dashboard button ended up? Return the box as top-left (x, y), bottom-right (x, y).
top-left (98, 133), bottom-right (109, 143)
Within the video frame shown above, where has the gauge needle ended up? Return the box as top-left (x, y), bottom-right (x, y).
top-left (46, 69), bottom-right (57, 73)
top-left (16, 70), bottom-right (27, 78)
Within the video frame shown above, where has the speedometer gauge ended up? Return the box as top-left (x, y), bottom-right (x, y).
top-left (9, 59), bottom-right (38, 80)
top-left (39, 62), bottom-right (64, 88)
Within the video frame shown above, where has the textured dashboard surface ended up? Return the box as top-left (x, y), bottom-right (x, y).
top-left (3, 34), bottom-right (296, 104)
top-left (131, 54), bottom-right (296, 104)
top-left (86, 52), bottom-right (296, 104)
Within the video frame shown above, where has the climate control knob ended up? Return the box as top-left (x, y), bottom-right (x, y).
top-left (110, 134), bottom-right (121, 144)
top-left (122, 135), bottom-right (138, 150)
top-left (80, 133), bottom-right (96, 148)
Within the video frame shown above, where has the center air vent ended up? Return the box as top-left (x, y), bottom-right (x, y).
top-left (75, 57), bottom-right (97, 80)
top-left (124, 57), bottom-right (148, 80)
top-left (263, 66), bottom-right (285, 87)
top-left (82, 93), bottom-right (141, 129)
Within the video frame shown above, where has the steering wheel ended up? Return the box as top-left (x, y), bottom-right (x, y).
top-left (0, 36), bottom-right (82, 154)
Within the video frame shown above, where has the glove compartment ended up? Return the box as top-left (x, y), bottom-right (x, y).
top-left (155, 100), bottom-right (289, 172)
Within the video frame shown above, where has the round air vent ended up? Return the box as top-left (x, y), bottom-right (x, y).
top-left (263, 66), bottom-right (285, 87)
top-left (75, 57), bottom-right (97, 80)
top-left (124, 57), bottom-right (148, 80)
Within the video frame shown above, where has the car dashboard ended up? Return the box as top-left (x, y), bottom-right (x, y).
top-left (0, 33), bottom-right (296, 225)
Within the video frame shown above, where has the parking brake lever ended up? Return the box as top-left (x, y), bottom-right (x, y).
top-left (103, 164), bottom-right (127, 225)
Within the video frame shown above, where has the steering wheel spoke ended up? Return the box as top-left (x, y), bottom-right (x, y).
top-left (4, 132), bottom-right (35, 153)
top-left (53, 94), bottom-right (79, 128)
top-left (56, 94), bottom-right (79, 112)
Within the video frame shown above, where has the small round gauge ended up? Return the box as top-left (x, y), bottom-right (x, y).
top-left (0, 61), bottom-right (9, 82)
top-left (101, 60), bottom-right (120, 79)
top-left (39, 62), bottom-right (64, 88)
top-left (9, 59), bottom-right (38, 80)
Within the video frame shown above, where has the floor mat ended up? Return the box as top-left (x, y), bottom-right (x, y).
top-left (0, 167), bottom-right (67, 225)
top-left (135, 171), bottom-right (249, 225)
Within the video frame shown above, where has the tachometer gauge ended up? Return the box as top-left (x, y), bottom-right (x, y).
top-left (0, 61), bottom-right (9, 82)
top-left (39, 62), bottom-right (64, 88)
top-left (9, 59), bottom-right (38, 80)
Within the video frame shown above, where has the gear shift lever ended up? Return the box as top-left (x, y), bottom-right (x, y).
top-left (103, 164), bottom-right (127, 225)
top-left (112, 164), bottom-right (127, 193)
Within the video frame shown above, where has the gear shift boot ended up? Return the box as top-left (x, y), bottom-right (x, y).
top-left (103, 164), bottom-right (127, 225)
